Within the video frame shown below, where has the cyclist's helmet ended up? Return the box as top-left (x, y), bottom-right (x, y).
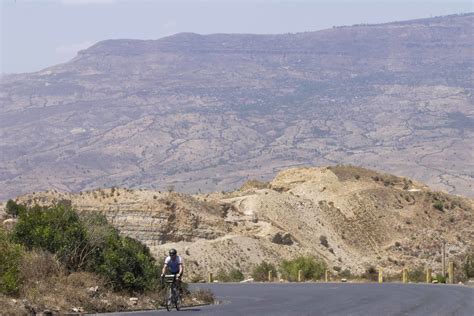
top-left (169, 248), bottom-right (177, 256)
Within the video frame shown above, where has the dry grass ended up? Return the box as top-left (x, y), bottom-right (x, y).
top-left (327, 165), bottom-right (381, 182)
top-left (17, 270), bottom-right (171, 314)
top-left (0, 250), bottom-right (154, 314)
top-left (1, 250), bottom-right (215, 314)
top-left (240, 180), bottom-right (270, 191)
top-left (188, 288), bottom-right (215, 305)
top-left (20, 250), bottom-right (64, 283)
top-left (0, 294), bottom-right (28, 316)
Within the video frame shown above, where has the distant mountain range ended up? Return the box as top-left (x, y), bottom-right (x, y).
top-left (0, 13), bottom-right (472, 199)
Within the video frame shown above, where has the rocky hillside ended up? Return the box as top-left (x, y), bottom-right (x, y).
top-left (3, 166), bottom-right (472, 280)
top-left (1, 14), bottom-right (473, 200)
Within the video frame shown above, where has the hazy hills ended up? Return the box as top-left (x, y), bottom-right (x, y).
top-left (4, 166), bottom-right (472, 279)
top-left (0, 13), bottom-right (473, 199)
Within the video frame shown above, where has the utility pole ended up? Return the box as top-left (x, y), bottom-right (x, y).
top-left (442, 240), bottom-right (446, 278)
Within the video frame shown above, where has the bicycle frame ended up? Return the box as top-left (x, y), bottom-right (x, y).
top-left (163, 274), bottom-right (181, 311)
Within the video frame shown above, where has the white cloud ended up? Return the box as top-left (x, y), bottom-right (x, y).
top-left (56, 41), bottom-right (94, 56)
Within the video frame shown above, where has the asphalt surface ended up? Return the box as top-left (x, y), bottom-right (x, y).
top-left (96, 283), bottom-right (474, 316)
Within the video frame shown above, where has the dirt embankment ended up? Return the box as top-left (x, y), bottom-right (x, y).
top-left (5, 165), bottom-right (473, 280)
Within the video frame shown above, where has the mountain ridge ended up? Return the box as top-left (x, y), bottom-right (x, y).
top-left (75, 13), bottom-right (473, 57)
top-left (0, 13), bottom-right (472, 200)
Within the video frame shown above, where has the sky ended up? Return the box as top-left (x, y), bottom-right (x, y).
top-left (1, 0), bottom-right (472, 74)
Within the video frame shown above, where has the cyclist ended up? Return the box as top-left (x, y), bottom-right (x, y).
top-left (161, 248), bottom-right (184, 291)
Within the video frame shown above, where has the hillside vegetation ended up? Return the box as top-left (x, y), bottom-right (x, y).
top-left (0, 203), bottom-right (213, 314)
top-left (3, 165), bottom-right (472, 285)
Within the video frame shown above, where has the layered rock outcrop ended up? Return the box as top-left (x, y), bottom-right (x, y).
top-left (4, 166), bottom-right (473, 280)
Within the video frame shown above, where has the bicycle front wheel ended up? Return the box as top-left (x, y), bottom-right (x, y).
top-left (165, 287), bottom-right (172, 311)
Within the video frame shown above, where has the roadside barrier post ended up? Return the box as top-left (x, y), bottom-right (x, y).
top-left (426, 268), bottom-right (432, 283)
top-left (448, 262), bottom-right (454, 284)
top-left (325, 270), bottom-right (329, 282)
top-left (378, 268), bottom-right (383, 283)
top-left (208, 272), bottom-right (213, 283)
top-left (268, 270), bottom-right (273, 282)
top-left (298, 270), bottom-right (303, 282)
top-left (402, 268), bottom-right (408, 283)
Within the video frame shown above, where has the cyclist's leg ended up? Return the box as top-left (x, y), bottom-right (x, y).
top-left (171, 272), bottom-right (181, 293)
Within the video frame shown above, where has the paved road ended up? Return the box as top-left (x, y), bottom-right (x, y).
top-left (97, 283), bottom-right (474, 316)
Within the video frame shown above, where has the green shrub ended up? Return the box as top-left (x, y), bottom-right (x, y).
top-left (12, 205), bottom-right (89, 271)
top-left (93, 234), bottom-right (160, 292)
top-left (215, 268), bottom-right (229, 282)
top-left (434, 274), bottom-right (446, 283)
top-left (463, 254), bottom-right (474, 278)
top-left (78, 213), bottom-right (160, 292)
top-left (5, 200), bottom-right (26, 218)
top-left (363, 266), bottom-right (378, 281)
top-left (280, 256), bottom-right (326, 281)
top-left (79, 212), bottom-right (117, 271)
top-left (228, 268), bottom-right (245, 282)
top-left (216, 268), bottom-right (244, 282)
top-left (340, 269), bottom-right (351, 279)
top-left (433, 201), bottom-right (444, 211)
top-left (0, 228), bottom-right (24, 295)
top-left (408, 268), bottom-right (425, 283)
top-left (12, 205), bottom-right (160, 293)
top-left (251, 261), bottom-right (277, 282)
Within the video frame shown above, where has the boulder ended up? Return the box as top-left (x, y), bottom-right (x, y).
top-left (271, 232), bottom-right (294, 245)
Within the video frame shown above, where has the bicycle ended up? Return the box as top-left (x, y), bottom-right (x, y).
top-left (161, 274), bottom-right (182, 311)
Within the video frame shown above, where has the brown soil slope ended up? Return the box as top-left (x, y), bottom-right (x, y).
top-left (3, 166), bottom-right (472, 280)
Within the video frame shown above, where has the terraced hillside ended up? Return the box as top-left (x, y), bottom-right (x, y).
top-left (3, 166), bottom-right (472, 280)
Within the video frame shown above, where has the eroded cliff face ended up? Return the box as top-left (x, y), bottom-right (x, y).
top-left (5, 190), bottom-right (230, 245)
top-left (4, 166), bottom-right (473, 280)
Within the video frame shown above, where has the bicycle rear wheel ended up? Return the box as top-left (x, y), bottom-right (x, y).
top-left (175, 292), bottom-right (182, 311)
